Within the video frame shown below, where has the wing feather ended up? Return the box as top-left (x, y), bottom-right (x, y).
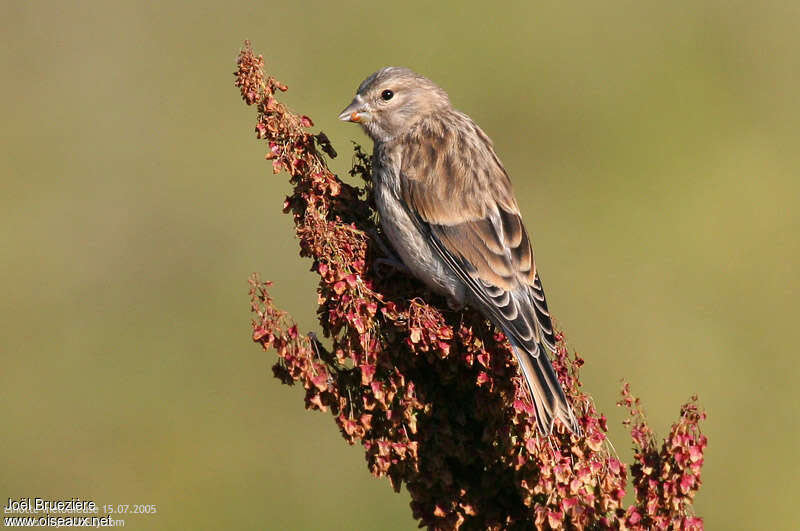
top-left (397, 116), bottom-right (551, 357)
top-left (394, 113), bottom-right (578, 433)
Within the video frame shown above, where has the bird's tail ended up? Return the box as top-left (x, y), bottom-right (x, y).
top-left (512, 342), bottom-right (581, 436)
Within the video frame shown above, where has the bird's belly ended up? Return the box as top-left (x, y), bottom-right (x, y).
top-left (374, 183), bottom-right (465, 304)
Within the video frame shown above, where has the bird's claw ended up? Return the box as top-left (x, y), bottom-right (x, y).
top-left (373, 256), bottom-right (410, 277)
top-left (367, 229), bottom-right (409, 277)
top-left (446, 298), bottom-right (464, 311)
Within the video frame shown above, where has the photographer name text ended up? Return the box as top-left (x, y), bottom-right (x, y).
top-left (4, 498), bottom-right (98, 514)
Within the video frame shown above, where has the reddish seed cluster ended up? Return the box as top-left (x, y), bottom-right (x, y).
top-left (618, 385), bottom-right (707, 530)
top-left (236, 41), bottom-right (706, 530)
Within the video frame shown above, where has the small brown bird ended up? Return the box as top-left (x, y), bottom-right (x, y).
top-left (339, 67), bottom-right (580, 435)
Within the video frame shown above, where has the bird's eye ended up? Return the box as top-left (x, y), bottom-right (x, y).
top-left (381, 89), bottom-right (394, 101)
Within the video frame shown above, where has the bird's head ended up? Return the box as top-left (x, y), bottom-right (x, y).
top-left (339, 67), bottom-right (450, 143)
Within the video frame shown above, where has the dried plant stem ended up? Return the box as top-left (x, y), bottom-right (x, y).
top-left (235, 41), bottom-right (706, 531)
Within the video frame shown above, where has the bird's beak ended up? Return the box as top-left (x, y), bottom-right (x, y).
top-left (338, 95), bottom-right (370, 123)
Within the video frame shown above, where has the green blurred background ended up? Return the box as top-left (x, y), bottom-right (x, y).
top-left (1, 1), bottom-right (798, 529)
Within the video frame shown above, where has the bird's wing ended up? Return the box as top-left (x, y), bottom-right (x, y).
top-left (396, 118), bottom-right (580, 434)
top-left (397, 120), bottom-right (556, 356)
